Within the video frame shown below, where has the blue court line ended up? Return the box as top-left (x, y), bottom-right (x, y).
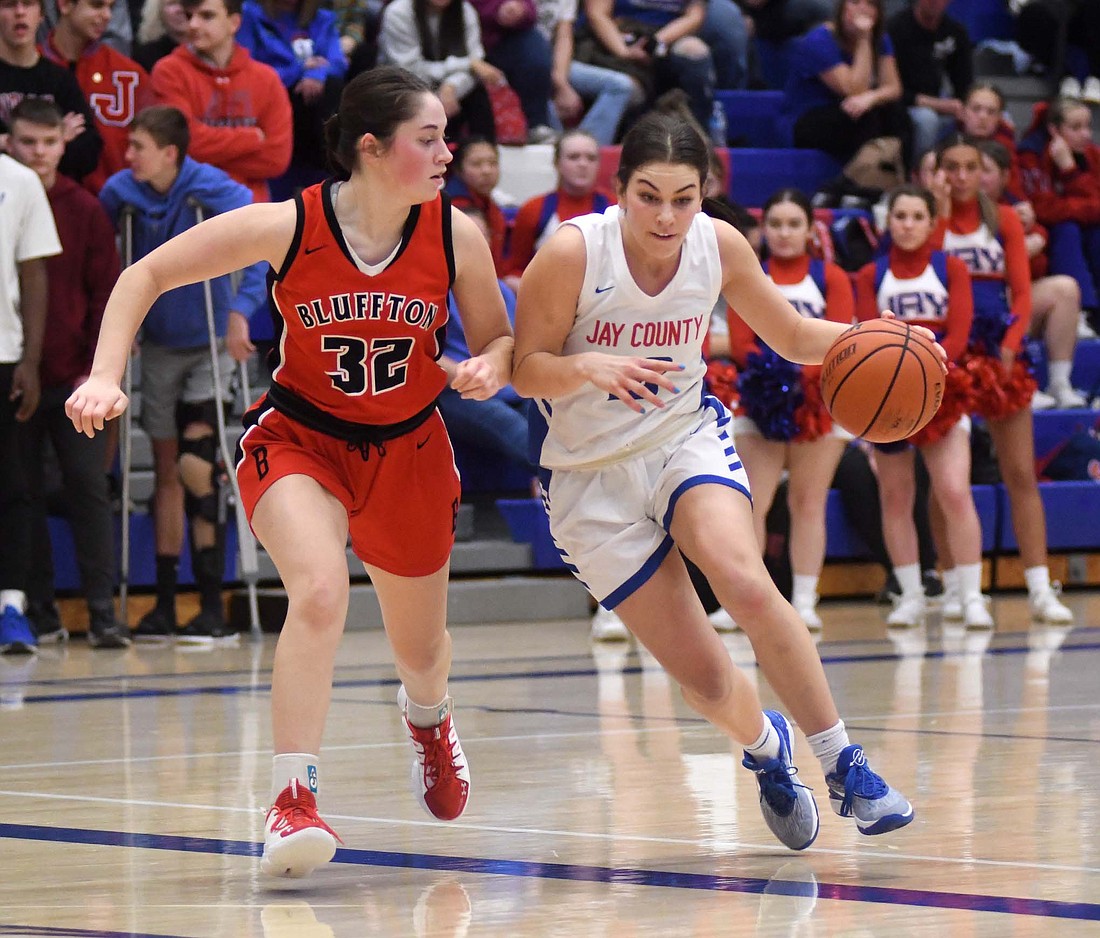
top-left (0, 926), bottom-right (191, 938)
top-left (2, 823), bottom-right (1098, 921)
top-left (12, 638), bottom-right (1100, 707)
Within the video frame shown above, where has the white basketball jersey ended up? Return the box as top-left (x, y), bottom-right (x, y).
top-left (877, 265), bottom-right (949, 325)
top-left (534, 205), bottom-right (723, 470)
top-left (942, 223), bottom-right (1005, 278)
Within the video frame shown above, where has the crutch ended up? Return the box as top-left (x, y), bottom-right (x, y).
top-left (118, 205), bottom-right (136, 623)
top-left (189, 198), bottom-right (262, 640)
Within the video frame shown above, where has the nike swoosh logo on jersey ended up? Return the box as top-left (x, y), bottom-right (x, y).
top-left (416, 434), bottom-right (432, 449)
top-left (595, 284), bottom-right (614, 294)
top-left (304, 244), bottom-right (327, 255)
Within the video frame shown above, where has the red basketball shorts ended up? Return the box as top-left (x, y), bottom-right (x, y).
top-left (235, 405), bottom-right (461, 577)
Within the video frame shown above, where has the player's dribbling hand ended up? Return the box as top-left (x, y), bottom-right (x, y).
top-left (65, 376), bottom-right (129, 438)
top-left (879, 311), bottom-right (948, 375)
top-left (584, 353), bottom-right (683, 413)
top-left (452, 355), bottom-right (505, 400)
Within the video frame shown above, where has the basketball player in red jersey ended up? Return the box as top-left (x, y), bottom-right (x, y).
top-left (65, 66), bottom-right (514, 878)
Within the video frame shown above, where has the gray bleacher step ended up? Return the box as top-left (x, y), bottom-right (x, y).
top-left (231, 575), bottom-right (589, 631)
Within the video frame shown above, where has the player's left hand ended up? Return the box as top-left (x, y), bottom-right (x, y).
top-left (452, 355), bottom-right (505, 400)
top-left (879, 311), bottom-right (948, 375)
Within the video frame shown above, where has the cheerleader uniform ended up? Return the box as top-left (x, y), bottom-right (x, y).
top-left (728, 254), bottom-right (854, 442)
top-left (854, 244), bottom-right (974, 448)
top-left (507, 187), bottom-right (614, 276)
top-left (933, 199), bottom-right (1037, 419)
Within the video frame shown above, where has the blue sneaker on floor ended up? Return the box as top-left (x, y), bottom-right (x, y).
top-left (742, 711), bottom-right (820, 851)
top-left (825, 744), bottom-right (914, 835)
top-left (0, 605), bottom-right (38, 655)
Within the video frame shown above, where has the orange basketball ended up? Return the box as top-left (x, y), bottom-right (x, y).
top-left (820, 319), bottom-right (944, 444)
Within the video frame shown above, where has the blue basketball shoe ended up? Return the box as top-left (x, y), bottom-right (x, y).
top-left (0, 605), bottom-right (38, 655)
top-left (825, 744), bottom-right (914, 835)
top-left (742, 711), bottom-right (820, 851)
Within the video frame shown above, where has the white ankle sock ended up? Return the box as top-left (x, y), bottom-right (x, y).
top-left (1024, 565), bottom-right (1052, 598)
top-left (403, 691), bottom-right (453, 728)
top-left (745, 714), bottom-right (781, 761)
top-left (272, 753), bottom-right (319, 802)
top-left (807, 720), bottom-right (850, 776)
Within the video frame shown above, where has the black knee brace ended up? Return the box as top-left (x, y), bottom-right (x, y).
top-left (179, 432), bottom-right (221, 524)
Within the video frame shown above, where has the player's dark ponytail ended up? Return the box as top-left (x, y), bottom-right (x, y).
top-left (325, 66), bottom-right (434, 180)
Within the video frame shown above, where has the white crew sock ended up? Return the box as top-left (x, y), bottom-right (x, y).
top-left (1024, 565), bottom-right (1052, 598)
top-left (894, 563), bottom-right (923, 599)
top-left (272, 753), bottom-right (320, 801)
top-left (0, 590), bottom-right (26, 613)
top-left (957, 562), bottom-right (983, 601)
top-left (807, 720), bottom-right (851, 777)
top-left (744, 714), bottom-right (781, 761)
top-left (791, 575), bottom-right (818, 609)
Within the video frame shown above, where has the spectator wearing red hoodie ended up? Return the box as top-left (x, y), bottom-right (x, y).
top-left (1017, 97), bottom-right (1100, 318)
top-left (150, 0), bottom-right (292, 201)
top-left (42, 0), bottom-right (155, 193)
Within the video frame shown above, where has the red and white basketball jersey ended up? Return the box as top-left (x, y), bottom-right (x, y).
top-left (269, 182), bottom-right (452, 425)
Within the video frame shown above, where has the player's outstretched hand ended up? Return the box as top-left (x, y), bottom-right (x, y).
top-left (583, 354), bottom-right (683, 413)
top-left (452, 354), bottom-right (506, 401)
top-left (66, 376), bottom-right (129, 437)
top-left (879, 311), bottom-right (948, 375)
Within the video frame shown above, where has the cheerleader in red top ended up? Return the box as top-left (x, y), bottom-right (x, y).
top-left (503, 130), bottom-right (614, 291)
top-left (930, 133), bottom-right (1074, 625)
top-left (727, 188), bottom-right (855, 631)
top-left (854, 185), bottom-right (990, 628)
top-left (445, 135), bottom-right (511, 276)
top-left (65, 68), bottom-right (514, 876)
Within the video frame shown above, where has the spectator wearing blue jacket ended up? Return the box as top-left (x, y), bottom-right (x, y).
top-left (237, 0), bottom-right (348, 173)
top-left (99, 105), bottom-right (267, 645)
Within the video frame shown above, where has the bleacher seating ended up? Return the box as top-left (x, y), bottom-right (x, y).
top-left (715, 90), bottom-right (787, 147)
top-left (727, 149), bottom-right (842, 207)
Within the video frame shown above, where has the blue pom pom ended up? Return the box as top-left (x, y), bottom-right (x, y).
top-left (737, 344), bottom-right (804, 441)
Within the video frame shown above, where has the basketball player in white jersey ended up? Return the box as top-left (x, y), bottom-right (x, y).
top-left (513, 111), bottom-right (938, 849)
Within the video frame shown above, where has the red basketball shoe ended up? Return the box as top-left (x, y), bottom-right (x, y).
top-left (398, 686), bottom-right (471, 821)
top-left (261, 778), bottom-right (341, 878)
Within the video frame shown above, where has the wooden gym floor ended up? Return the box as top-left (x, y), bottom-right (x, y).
top-left (2, 589), bottom-right (1100, 936)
